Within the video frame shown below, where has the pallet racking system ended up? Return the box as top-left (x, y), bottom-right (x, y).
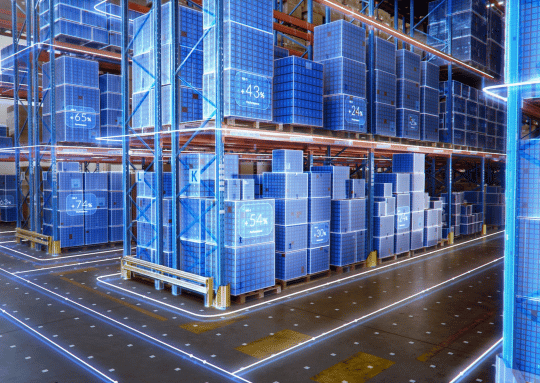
top-left (2, 0), bottom-right (513, 307)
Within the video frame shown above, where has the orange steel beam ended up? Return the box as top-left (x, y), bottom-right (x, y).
top-left (312, 0), bottom-right (495, 80)
top-left (523, 100), bottom-right (540, 121)
top-left (273, 23), bottom-right (313, 42)
top-left (273, 10), bottom-right (314, 32)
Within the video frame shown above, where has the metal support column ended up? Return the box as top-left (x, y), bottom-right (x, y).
top-left (12, 0), bottom-right (21, 229)
top-left (307, 0), bottom-right (313, 59)
top-left (394, 0), bottom-right (398, 49)
top-left (366, 150), bottom-right (375, 254)
top-left (445, 0), bottom-right (453, 148)
top-left (430, 157), bottom-right (436, 196)
top-left (409, 0), bottom-right (414, 52)
top-left (32, 0), bottom-right (41, 246)
top-left (480, 157), bottom-right (485, 225)
top-left (49, 0), bottom-right (59, 252)
top-left (326, 6), bottom-right (331, 23)
top-left (446, 155), bottom-right (452, 233)
top-left (121, 0), bottom-right (131, 258)
top-left (368, 0), bottom-right (375, 137)
top-left (26, 0), bottom-right (35, 241)
top-left (154, 1), bottom-right (164, 290)
top-left (171, 0), bottom-right (180, 296)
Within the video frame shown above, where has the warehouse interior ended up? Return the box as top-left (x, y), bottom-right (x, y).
top-left (0, 0), bottom-right (536, 382)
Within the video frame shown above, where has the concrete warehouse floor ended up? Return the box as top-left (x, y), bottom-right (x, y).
top-left (0, 225), bottom-right (503, 383)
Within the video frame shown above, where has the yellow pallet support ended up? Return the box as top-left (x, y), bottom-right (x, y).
top-left (15, 227), bottom-right (60, 255)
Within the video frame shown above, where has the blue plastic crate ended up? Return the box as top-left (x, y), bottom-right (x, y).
top-left (85, 226), bottom-right (108, 245)
top-left (40, 20), bottom-right (108, 48)
top-left (396, 108), bottom-right (420, 139)
top-left (410, 229), bottom-right (424, 250)
top-left (181, 240), bottom-right (207, 276)
top-left (203, 70), bottom-right (272, 121)
top-left (395, 205), bottom-right (411, 232)
top-left (274, 46), bottom-right (289, 59)
top-left (452, 35), bottom-right (487, 67)
top-left (420, 113), bottom-right (439, 142)
top-left (4, 175), bottom-right (16, 189)
top-left (374, 215), bottom-right (394, 237)
top-left (323, 94), bottom-right (367, 132)
top-left (370, 102), bottom-right (396, 137)
top-left (42, 113), bottom-right (98, 144)
top-left (222, 199), bottom-right (276, 247)
top-left (108, 172), bottom-right (122, 191)
top-left (346, 179), bottom-right (365, 199)
top-left (330, 200), bottom-right (350, 233)
top-left (43, 84), bottom-right (100, 115)
top-left (356, 229), bottom-right (367, 262)
top-left (42, 56), bottom-right (99, 88)
top-left (307, 246), bottom-right (330, 274)
top-left (423, 226), bottom-right (439, 247)
top-left (262, 172), bottom-right (308, 199)
top-left (56, 172), bottom-right (84, 191)
top-left (350, 198), bottom-right (366, 231)
top-left (313, 20), bottom-right (366, 63)
top-left (394, 231), bottom-right (410, 254)
top-left (466, 100), bottom-right (478, 117)
top-left (320, 57), bottom-right (366, 97)
top-left (276, 249), bottom-right (307, 281)
top-left (226, 242), bottom-right (275, 295)
top-left (421, 61), bottom-right (439, 89)
top-left (43, 208), bottom-right (83, 227)
top-left (451, 10), bottom-right (487, 39)
top-left (374, 234), bottom-right (394, 258)
top-left (330, 232), bottom-right (356, 266)
top-left (411, 210), bottom-right (425, 231)
top-left (410, 173), bottom-right (425, 192)
top-left (307, 221), bottom-right (330, 248)
top-left (374, 183), bottom-right (392, 198)
top-left (179, 198), bottom-right (210, 242)
top-left (488, 8), bottom-right (503, 45)
top-left (275, 224), bottom-right (307, 252)
top-left (137, 172), bottom-right (173, 198)
top-left (374, 201), bottom-right (387, 216)
top-left (396, 193), bottom-right (410, 208)
top-left (178, 153), bottom-right (216, 198)
top-left (307, 197), bottom-right (331, 223)
top-left (372, 70), bottom-right (396, 106)
top-left (84, 172), bottom-right (108, 191)
top-left (108, 208), bottom-right (122, 226)
top-left (56, 225), bottom-right (84, 248)
top-left (100, 109), bottom-right (122, 127)
top-left (371, 36), bottom-right (396, 74)
top-left (241, 179), bottom-right (255, 200)
top-left (0, 206), bottom-right (17, 222)
top-left (84, 206), bottom-right (108, 228)
top-left (396, 49), bottom-right (421, 82)
top-left (224, 179), bottom-right (241, 201)
top-left (420, 86), bottom-right (438, 115)
top-left (393, 153), bottom-right (425, 173)
top-left (375, 173), bottom-right (410, 194)
top-left (307, 172), bottom-right (331, 198)
top-left (275, 199), bottom-right (308, 226)
top-left (310, 166), bottom-right (349, 200)
top-left (410, 191), bottom-right (425, 212)
top-left (272, 149), bottom-right (304, 173)
top-left (466, 132), bottom-right (478, 147)
top-left (397, 79), bottom-right (420, 111)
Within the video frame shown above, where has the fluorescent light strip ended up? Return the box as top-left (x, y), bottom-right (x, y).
top-left (448, 337), bottom-right (503, 383)
top-left (0, 244), bottom-right (133, 262)
top-left (484, 78), bottom-right (540, 103)
top-left (0, 308), bottom-right (118, 383)
top-left (234, 256), bottom-right (504, 374)
top-left (12, 257), bottom-right (122, 275)
top-left (0, 267), bottom-right (252, 383)
top-left (97, 231), bottom-right (504, 319)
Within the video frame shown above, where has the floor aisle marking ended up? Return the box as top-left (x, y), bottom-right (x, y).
top-left (417, 311), bottom-right (495, 362)
top-left (13, 257), bottom-right (122, 275)
top-left (0, 266), bottom-right (252, 383)
top-left (96, 231), bottom-right (505, 319)
top-left (51, 267), bottom-right (99, 276)
top-left (59, 277), bottom-right (168, 322)
top-left (0, 244), bottom-right (134, 262)
top-left (0, 308), bottom-right (117, 383)
top-left (233, 256), bottom-right (504, 374)
top-left (310, 352), bottom-right (395, 383)
top-left (235, 329), bottom-right (312, 359)
top-left (180, 316), bottom-right (246, 334)
top-left (449, 338), bottom-right (502, 383)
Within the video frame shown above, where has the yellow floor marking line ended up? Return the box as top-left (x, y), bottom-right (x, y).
top-left (417, 311), bottom-right (494, 362)
top-left (180, 316), bottom-right (246, 334)
top-left (59, 277), bottom-right (167, 321)
top-left (51, 267), bottom-right (98, 276)
top-left (311, 352), bottom-right (395, 383)
top-left (236, 329), bottom-right (313, 359)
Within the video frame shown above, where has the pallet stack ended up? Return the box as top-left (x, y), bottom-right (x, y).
top-left (485, 186), bottom-right (505, 226)
top-left (314, 20), bottom-right (367, 132)
top-left (0, 175), bottom-right (17, 222)
top-left (396, 49), bottom-right (421, 140)
top-left (203, 0), bottom-right (273, 121)
top-left (373, 182), bottom-right (395, 257)
top-left (84, 173), bottom-right (109, 245)
top-left (108, 172), bottom-right (123, 242)
top-left (420, 61), bottom-right (439, 142)
top-left (264, 150), bottom-right (308, 282)
top-left (99, 74), bottom-right (122, 146)
top-left (306, 172), bottom-right (331, 274)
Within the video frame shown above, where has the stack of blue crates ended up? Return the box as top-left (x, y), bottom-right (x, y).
top-left (306, 172), bottom-right (331, 274)
top-left (0, 44), bottom-right (30, 91)
top-left (39, 0), bottom-right (109, 49)
top-left (369, 36), bottom-right (396, 136)
top-left (392, 153), bottom-right (426, 251)
top-left (132, 3), bottom-right (203, 128)
top-left (203, 0), bottom-right (273, 121)
top-left (458, 204), bottom-right (482, 236)
top-left (274, 46), bottom-right (289, 59)
top-left (42, 56), bottom-right (100, 144)
top-left (264, 150), bottom-right (308, 281)
top-left (396, 49), bottom-right (421, 139)
top-left (273, 56), bottom-right (323, 127)
top-left (487, 7), bottom-right (504, 78)
top-left (0, 124), bottom-right (13, 149)
top-left (84, 172), bottom-right (108, 245)
top-left (373, 180), bottom-right (395, 258)
top-left (43, 168), bottom-right (85, 247)
top-left (424, 207), bottom-right (440, 246)
top-left (420, 61), bottom-right (439, 142)
top-left (520, 1), bottom-right (540, 83)
top-left (108, 172), bottom-right (122, 242)
top-left (427, 0), bottom-right (488, 70)
top-left (99, 74), bottom-right (121, 147)
top-left (314, 20), bottom-right (367, 132)
top-left (0, 175), bottom-right (17, 222)
top-left (101, 3), bottom-right (143, 53)
top-left (483, 185), bottom-right (505, 226)
top-left (450, 191), bottom-right (464, 237)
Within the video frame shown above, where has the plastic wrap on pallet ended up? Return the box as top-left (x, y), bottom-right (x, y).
top-left (420, 86), bottom-right (439, 115)
top-left (411, 210), bottom-right (424, 231)
top-left (376, 196), bottom-right (396, 215)
top-left (240, 179), bottom-right (255, 200)
top-left (307, 246), bottom-right (330, 274)
top-left (314, 20), bottom-right (366, 63)
top-left (397, 79), bottom-right (420, 111)
top-left (424, 226), bottom-right (439, 247)
top-left (394, 231), bottom-right (410, 254)
top-left (275, 198), bottom-right (308, 226)
top-left (369, 102), bottom-right (396, 137)
top-left (263, 172), bottom-right (308, 199)
top-left (396, 49), bottom-right (421, 82)
top-left (276, 249), bottom-right (307, 281)
top-left (308, 221), bottom-right (330, 248)
top-left (410, 191), bottom-right (425, 212)
top-left (272, 149), bottom-right (303, 173)
top-left (307, 172), bottom-right (331, 198)
top-left (375, 173), bottom-right (410, 194)
top-left (410, 229), bottom-right (424, 250)
top-left (370, 36), bottom-right (396, 74)
top-left (374, 215), bottom-right (394, 237)
top-left (346, 179), bottom-right (366, 199)
top-left (310, 166), bottom-right (349, 200)
top-left (320, 57), bottom-right (366, 98)
top-left (308, 197), bottom-right (331, 223)
top-left (420, 61), bottom-right (439, 89)
top-left (275, 223), bottom-right (307, 252)
top-left (374, 235), bottom-right (394, 258)
top-left (372, 70), bottom-right (396, 106)
top-left (409, 173), bottom-right (425, 192)
top-left (330, 231), bottom-right (356, 266)
top-left (323, 94), bottom-right (367, 133)
top-left (374, 201), bottom-right (387, 217)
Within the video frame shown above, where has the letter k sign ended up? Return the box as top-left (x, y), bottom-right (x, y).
top-left (190, 169), bottom-right (200, 185)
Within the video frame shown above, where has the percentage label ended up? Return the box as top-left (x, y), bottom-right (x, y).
top-left (234, 72), bottom-right (271, 110)
top-left (66, 193), bottom-right (98, 216)
top-left (66, 106), bottom-right (97, 129)
top-left (310, 222), bottom-right (329, 246)
top-left (345, 97), bottom-right (367, 128)
top-left (396, 206), bottom-right (410, 230)
top-left (238, 202), bottom-right (274, 239)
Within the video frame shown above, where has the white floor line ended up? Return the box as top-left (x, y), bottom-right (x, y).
top-left (97, 231), bottom-right (504, 319)
top-left (233, 256), bottom-right (504, 375)
top-left (448, 338), bottom-right (503, 383)
top-left (0, 267), bottom-right (253, 383)
top-left (0, 244), bottom-right (134, 262)
top-left (0, 308), bottom-right (118, 383)
top-left (13, 257), bottom-right (122, 274)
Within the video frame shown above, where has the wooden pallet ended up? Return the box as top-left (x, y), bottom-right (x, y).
top-left (330, 260), bottom-right (367, 274)
top-left (231, 285), bottom-right (282, 304)
top-left (276, 270), bottom-right (333, 290)
top-left (60, 241), bottom-right (125, 254)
